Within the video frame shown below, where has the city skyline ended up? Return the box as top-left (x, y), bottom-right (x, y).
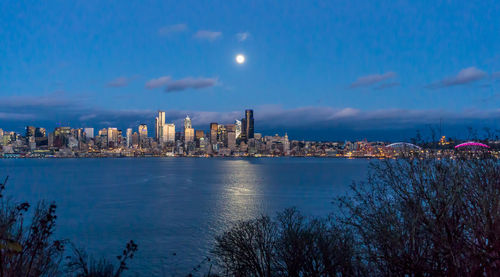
top-left (1, 1), bottom-right (499, 140)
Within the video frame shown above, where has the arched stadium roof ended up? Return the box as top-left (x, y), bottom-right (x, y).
top-left (386, 142), bottom-right (422, 150)
top-left (454, 142), bottom-right (490, 149)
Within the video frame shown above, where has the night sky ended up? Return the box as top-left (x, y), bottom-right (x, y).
top-left (1, 1), bottom-right (499, 141)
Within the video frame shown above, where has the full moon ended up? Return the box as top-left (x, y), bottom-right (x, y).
top-left (236, 54), bottom-right (245, 64)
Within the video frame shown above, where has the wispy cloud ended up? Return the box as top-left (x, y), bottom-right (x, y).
top-left (374, 82), bottom-right (400, 90)
top-left (158, 24), bottom-right (188, 36)
top-left (194, 30), bottom-right (222, 41)
top-left (106, 77), bottom-right (129, 88)
top-left (492, 71), bottom-right (500, 80)
top-left (427, 67), bottom-right (487, 89)
top-left (253, 106), bottom-right (500, 130)
top-left (166, 77), bottom-right (218, 92)
top-left (0, 94), bottom-right (498, 140)
top-left (350, 72), bottom-right (396, 88)
top-left (236, 32), bottom-right (250, 42)
top-left (145, 76), bottom-right (172, 89)
top-left (0, 112), bottom-right (35, 120)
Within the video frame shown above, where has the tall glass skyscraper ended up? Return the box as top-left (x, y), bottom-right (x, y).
top-left (244, 109), bottom-right (254, 141)
top-left (155, 111), bottom-right (166, 142)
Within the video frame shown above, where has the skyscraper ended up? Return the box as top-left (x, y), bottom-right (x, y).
top-left (184, 115), bottom-right (194, 142)
top-left (84, 128), bottom-right (94, 139)
top-left (184, 115), bottom-right (192, 129)
top-left (107, 128), bottom-right (119, 147)
top-left (126, 128), bottom-right (133, 147)
top-left (164, 123), bottom-right (175, 142)
top-left (225, 124), bottom-right (236, 149)
top-left (242, 109), bottom-right (254, 141)
top-left (210, 123), bottom-right (218, 144)
top-left (138, 124), bottom-right (148, 138)
top-left (185, 127), bottom-right (194, 142)
top-left (35, 127), bottom-right (46, 138)
top-left (235, 120), bottom-right (242, 139)
top-left (195, 130), bottom-right (205, 140)
top-left (155, 111), bottom-right (166, 142)
top-left (26, 126), bottom-right (36, 138)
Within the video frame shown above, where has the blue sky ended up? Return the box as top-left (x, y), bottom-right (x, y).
top-left (1, 0), bottom-right (499, 140)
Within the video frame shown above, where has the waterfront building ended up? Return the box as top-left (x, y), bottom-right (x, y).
top-left (48, 133), bottom-right (54, 147)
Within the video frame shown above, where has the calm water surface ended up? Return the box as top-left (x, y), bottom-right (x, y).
top-left (0, 158), bottom-right (370, 276)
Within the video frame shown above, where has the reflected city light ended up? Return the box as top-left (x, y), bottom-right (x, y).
top-left (217, 159), bottom-right (261, 223)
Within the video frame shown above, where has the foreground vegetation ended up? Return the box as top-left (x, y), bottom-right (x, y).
top-left (212, 152), bottom-right (500, 276)
top-left (0, 177), bottom-right (137, 277)
top-left (1, 151), bottom-right (498, 276)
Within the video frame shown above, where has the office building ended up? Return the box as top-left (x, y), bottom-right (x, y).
top-left (185, 127), bottom-right (194, 142)
top-left (244, 109), bottom-right (254, 141)
top-left (107, 128), bottom-right (119, 146)
top-left (235, 120), bottom-right (242, 139)
top-left (155, 111), bottom-right (166, 142)
top-left (131, 132), bottom-right (139, 147)
top-left (210, 123), bottom-right (218, 144)
top-left (138, 124), bottom-right (148, 138)
top-left (195, 130), bottom-right (205, 140)
top-left (164, 123), bottom-right (175, 142)
top-left (84, 128), bottom-right (94, 139)
top-left (35, 127), bottom-right (46, 138)
top-left (184, 115), bottom-right (192, 129)
top-left (26, 126), bottom-right (36, 138)
top-left (126, 128), bottom-right (133, 147)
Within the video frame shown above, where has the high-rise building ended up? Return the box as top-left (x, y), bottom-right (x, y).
top-left (155, 111), bottom-right (166, 142)
top-left (210, 123), bottom-right (218, 144)
top-left (84, 128), bottom-right (94, 139)
top-left (26, 126), bottom-right (36, 138)
top-left (107, 128), bottom-right (119, 146)
top-left (48, 133), bottom-right (54, 147)
top-left (185, 127), bottom-right (194, 142)
top-left (98, 128), bottom-right (107, 137)
top-left (244, 109), bottom-right (254, 141)
top-left (184, 115), bottom-right (192, 129)
top-left (131, 132), bottom-right (139, 147)
top-left (164, 123), bottom-right (175, 142)
top-left (138, 124), bottom-right (148, 138)
top-left (35, 127), bottom-right (46, 138)
top-left (195, 130), bottom-right (205, 140)
top-left (71, 128), bottom-right (83, 141)
top-left (235, 120), bottom-right (242, 139)
top-left (224, 131), bottom-right (236, 150)
top-left (126, 128), bottom-right (133, 147)
top-left (184, 115), bottom-right (194, 143)
top-left (217, 124), bottom-right (226, 144)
